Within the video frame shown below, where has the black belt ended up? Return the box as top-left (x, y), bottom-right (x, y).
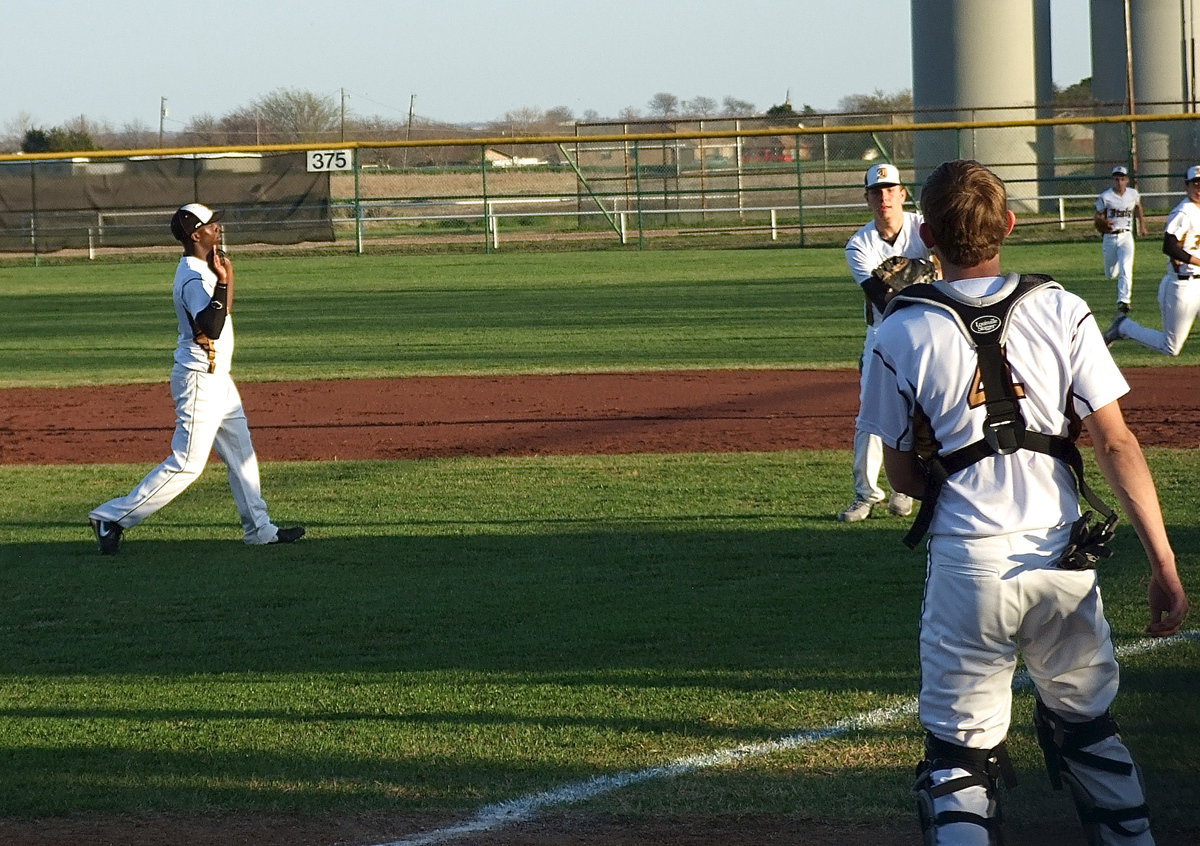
top-left (1178, 274), bottom-right (1197, 280)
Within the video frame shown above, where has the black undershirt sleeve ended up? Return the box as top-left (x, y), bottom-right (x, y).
top-left (860, 275), bottom-right (890, 315)
top-left (1163, 233), bottom-right (1193, 266)
top-left (192, 283), bottom-right (229, 339)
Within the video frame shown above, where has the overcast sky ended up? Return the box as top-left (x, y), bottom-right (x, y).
top-left (6, 0), bottom-right (1091, 132)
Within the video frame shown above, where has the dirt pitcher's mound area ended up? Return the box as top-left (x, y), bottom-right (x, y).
top-left (2, 367), bottom-right (1198, 465)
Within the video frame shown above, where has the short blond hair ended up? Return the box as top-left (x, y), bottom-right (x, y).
top-left (920, 160), bottom-right (1010, 268)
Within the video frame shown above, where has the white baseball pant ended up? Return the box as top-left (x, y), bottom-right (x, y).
top-left (1119, 272), bottom-right (1200, 356)
top-left (920, 528), bottom-right (1152, 845)
top-left (89, 366), bottom-right (281, 544)
top-left (854, 327), bottom-right (887, 503)
top-left (1102, 231), bottom-right (1136, 305)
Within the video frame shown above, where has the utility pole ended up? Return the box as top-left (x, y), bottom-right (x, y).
top-left (403, 93), bottom-right (416, 168)
top-left (159, 97), bottom-right (168, 148)
top-left (341, 88), bottom-right (348, 142)
top-left (1124, 0), bottom-right (1140, 173)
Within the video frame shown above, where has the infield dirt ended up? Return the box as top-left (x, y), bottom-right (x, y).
top-left (3, 367), bottom-right (1199, 465)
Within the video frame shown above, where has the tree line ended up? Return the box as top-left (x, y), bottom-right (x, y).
top-left (2, 81), bottom-right (1091, 155)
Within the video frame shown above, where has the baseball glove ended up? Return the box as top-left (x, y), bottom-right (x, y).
top-left (1094, 215), bottom-right (1114, 234)
top-left (873, 255), bottom-right (938, 292)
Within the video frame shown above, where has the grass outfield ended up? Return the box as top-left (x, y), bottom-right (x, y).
top-left (1, 242), bottom-right (1198, 388)
top-left (1, 244), bottom-right (1198, 838)
top-left (0, 452), bottom-right (1197, 831)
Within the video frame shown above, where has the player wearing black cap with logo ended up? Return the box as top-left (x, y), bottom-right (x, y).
top-left (88, 203), bottom-right (305, 554)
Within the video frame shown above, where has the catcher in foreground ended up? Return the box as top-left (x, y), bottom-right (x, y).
top-left (858, 159), bottom-right (1187, 846)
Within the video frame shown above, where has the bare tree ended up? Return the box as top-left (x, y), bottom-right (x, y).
top-left (838, 88), bottom-right (912, 115)
top-left (682, 96), bottom-right (718, 118)
top-left (181, 113), bottom-right (224, 146)
top-left (253, 88), bottom-right (340, 143)
top-left (647, 92), bottom-right (679, 118)
top-left (0, 111), bottom-right (36, 152)
top-left (112, 118), bottom-right (156, 149)
top-left (542, 105), bottom-right (575, 127)
top-left (501, 106), bottom-right (545, 135)
top-left (721, 96), bottom-right (756, 117)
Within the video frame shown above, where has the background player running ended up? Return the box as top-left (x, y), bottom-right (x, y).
top-left (1094, 165), bottom-right (1148, 314)
top-left (1105, 165), bottom-right (1200, 355)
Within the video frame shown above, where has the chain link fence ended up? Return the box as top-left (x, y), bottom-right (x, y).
top-left (2, 107), bottom-right (1198, 261)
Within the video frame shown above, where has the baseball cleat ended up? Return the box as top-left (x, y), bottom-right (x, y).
top-left (887, 492), bottom-right (914, 517)
top-left (90, 519), bottom-right (123, 555)
top-left (269, 526), bottom-right (306, 544)
top-left (1102, 313), bottom-right (1128, 347)
top-left (1117, 301), bottom-right (1131, 314)
top-left (837, 499), bottom-right (879, 522)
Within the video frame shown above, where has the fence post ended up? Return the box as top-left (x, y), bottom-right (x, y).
top-left (634, 141), bottom-right (645, 251)
top-left (30, 161), bottom-right (40, 267)
top-left (481, 145), bottom-right (491, 254)
top-left (794, 140), bottom-right (806, 247)
top-left (1058, 196), bottom-right (1066, 231)
top-left (353, 147), bottom-right (364, 255)
top-left (735, 119), bottom-right (744, 219)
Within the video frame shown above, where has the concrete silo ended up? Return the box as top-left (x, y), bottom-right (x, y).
top-left (911, 0), bottom-right (1043, 210)
top-left (1091, 0), bottom-right (1198, 206)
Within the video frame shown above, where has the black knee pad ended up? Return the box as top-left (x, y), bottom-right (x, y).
top-left (913, 733), bottom-right (1016, 845)
top-left (1032, 697), bottom-right (1151, 842)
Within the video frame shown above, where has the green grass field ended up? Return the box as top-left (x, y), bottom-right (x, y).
top-left (3, 242), bottom-right (1198, 388)
top-left (1, 243), bottom-right (1197, 840)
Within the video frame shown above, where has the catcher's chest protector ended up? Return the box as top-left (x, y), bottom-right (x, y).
top-left (885, 274), bottom-right (1116, 551)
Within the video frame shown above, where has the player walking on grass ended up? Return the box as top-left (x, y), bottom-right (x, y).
top-left (839, 162), bottom-right (931, 522)
top-left (1095, 166), bottom-right (1147, 314)
top-left (858, 160), bottom-right (1187, 845)
top-left (1105, 165), bottom-right (1200, 355)
top-left (88, 203), bottom-right (304, 554)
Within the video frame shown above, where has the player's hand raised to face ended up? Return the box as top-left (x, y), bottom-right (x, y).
top-left (208, 248), bottom-right (234, 285)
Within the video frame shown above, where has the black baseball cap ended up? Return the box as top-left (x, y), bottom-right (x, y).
top-left (170, 202), bottom-right (224, 241)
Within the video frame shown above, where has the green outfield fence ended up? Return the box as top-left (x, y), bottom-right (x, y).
top-left (2, 105), bottom-right (1199, 261)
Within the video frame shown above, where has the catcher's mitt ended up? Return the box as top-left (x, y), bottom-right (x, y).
top-left (873, 255), bottom-right (938, 292)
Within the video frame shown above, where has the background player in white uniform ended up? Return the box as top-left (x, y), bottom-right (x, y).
top-left (1094, 165), bottom-right (1147, 313)
top-left (89, 203), bottom-right (305, 554)
top-left (839, 162), bottom-right (931, 522)
top-left (1105, 165), bottom-right (1200, 355)
top-left (858, 160), bottom-right (1187, 845)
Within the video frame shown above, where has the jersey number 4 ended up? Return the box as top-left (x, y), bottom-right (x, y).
top-left (967, 360), bottom-right (1026, 409)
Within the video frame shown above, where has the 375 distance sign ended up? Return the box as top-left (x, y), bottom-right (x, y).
top-left (306, 150), bottom-right (353, 172)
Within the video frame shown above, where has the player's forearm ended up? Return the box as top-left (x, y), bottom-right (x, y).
top-left (1089, 426), bottom-right (1176, 573)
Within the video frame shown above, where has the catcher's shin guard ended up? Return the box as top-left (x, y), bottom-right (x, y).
top-left (913, 733), bottom-right (1016, 845)
top-left (1033, 697), bottom-right (1152, 845)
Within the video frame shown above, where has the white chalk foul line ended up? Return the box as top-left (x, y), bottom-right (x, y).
top-left (368, 631), bottom-right (1197, 846)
